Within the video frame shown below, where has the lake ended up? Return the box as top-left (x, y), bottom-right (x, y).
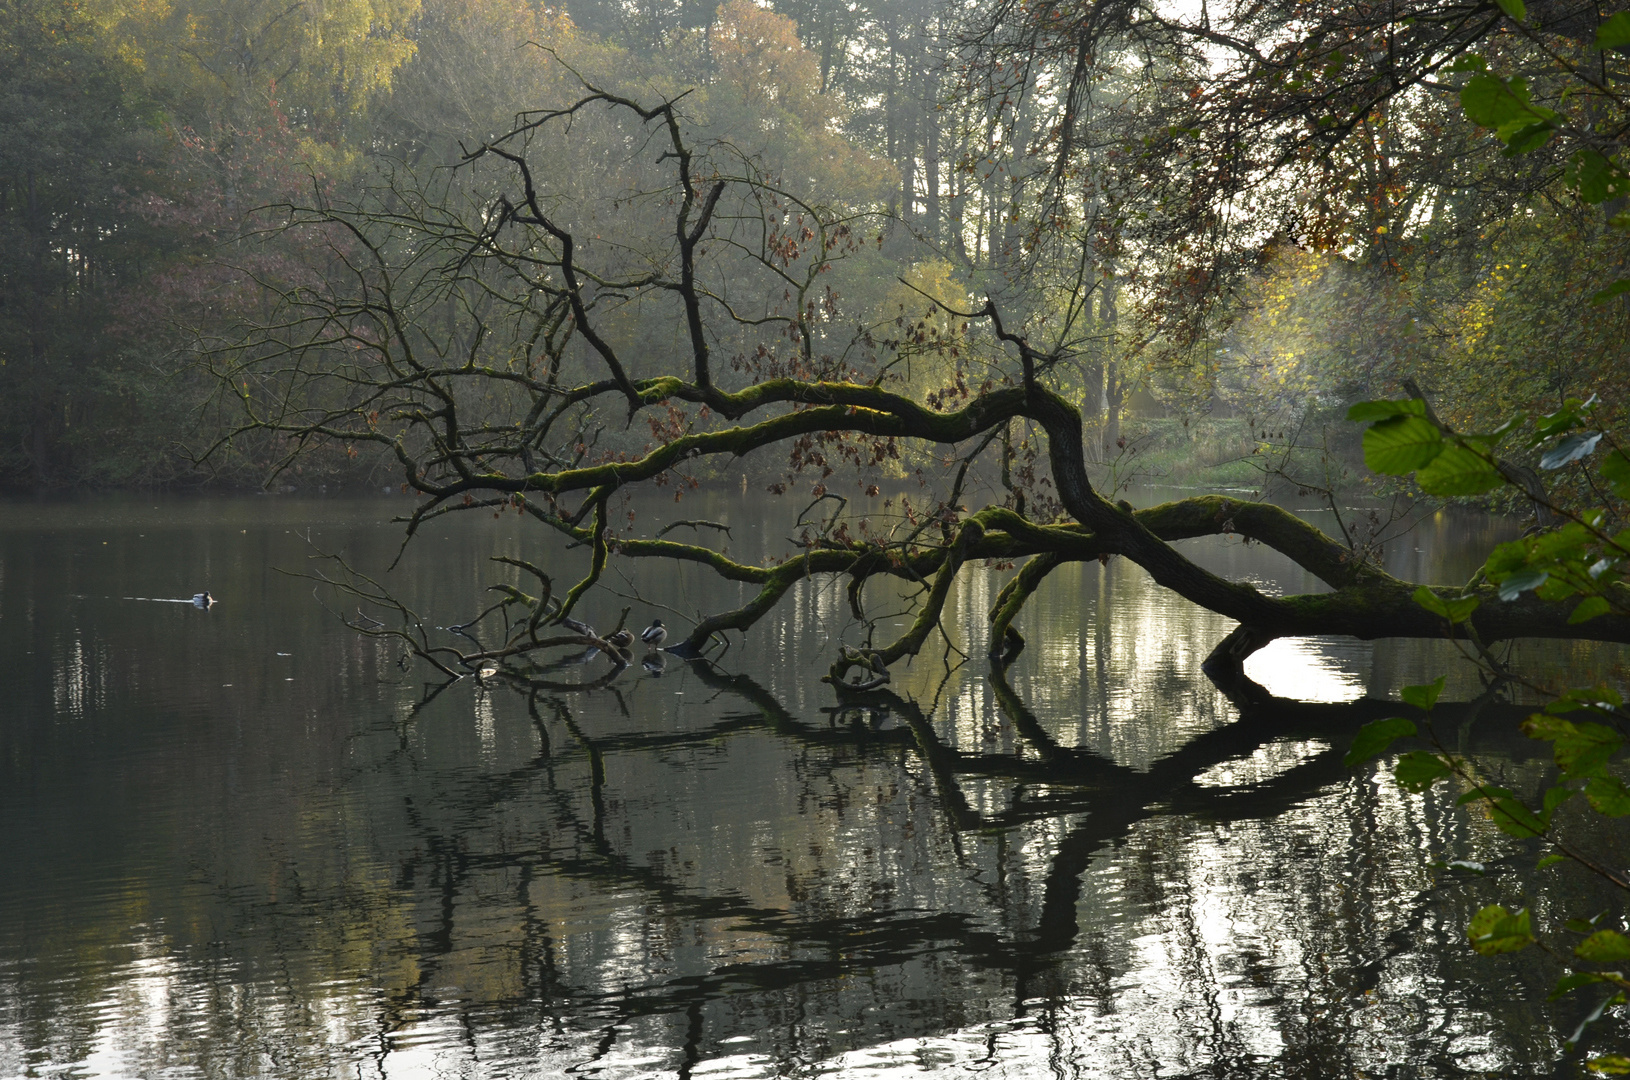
top-left (0, 490), bottom-right (1624, 1077)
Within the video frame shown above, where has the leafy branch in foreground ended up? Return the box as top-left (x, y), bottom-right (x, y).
top-left (1348, 391), bottom-right (1630, 1069)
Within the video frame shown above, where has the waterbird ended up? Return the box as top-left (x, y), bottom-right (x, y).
top-left (640, 619), bottom-right (667, 650)
top-left (192, 592), bottom-right (215, 607)
top-left (606, 629), bottom-right (634, 650)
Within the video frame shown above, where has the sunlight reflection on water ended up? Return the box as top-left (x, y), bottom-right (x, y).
top-left (0, 491), bottom-right (1622, 1078)
top-left (1243, 636), bottom-right (1367, 703)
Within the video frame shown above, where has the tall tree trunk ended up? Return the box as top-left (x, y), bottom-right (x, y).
top-left (1085, 361), bottom-right (1104, 459)
top-left (1100, 262), bottom-right (1121, 455)
top-left (886, 32), bottom-right (900, 219)
top-left (25, 165), bottom-right (53, 487)
top-left (1103, 361), bottom-right (1122, 454)
top-left (924, 110), bottom-right (940, 245)
top-left (818, 1), bottom-right (836, 93)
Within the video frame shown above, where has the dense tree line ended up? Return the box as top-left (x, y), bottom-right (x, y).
top-left (23, 0), bottom-right (1630, 1056)
top-left (1, 0), bottom-right (1626, 490)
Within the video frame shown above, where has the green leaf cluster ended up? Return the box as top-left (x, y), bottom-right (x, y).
top-left (1412, 586), bottom-right (1480, 624)
top-left (1460, 73), bottom-right (1557, 156)
top-left (1457, 783), bottom-right (1551, 837)
top-left (1467, 904), bottom-right (1535, 954)
top-left (1339, 41), bottom-right (1630, 1067)
top-left (1345, 391), bottom-right (1630, 1061)
top-left (1344, 716), bottom-right (1417, 767)
top-left (1483, 520), bottom-right (1628, 617)
top-left (1346, 399), bottom-right (1505, 496)
top-left (1521, 695), bottom-right (1630, 817)
top-left (1349, 398), bottom-right (1628, 621)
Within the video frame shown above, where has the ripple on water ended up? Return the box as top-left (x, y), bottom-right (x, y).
top-left (0, 492), bottom-right (1619, 1078)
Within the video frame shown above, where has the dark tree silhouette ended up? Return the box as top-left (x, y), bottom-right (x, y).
top-left (217, 88), bottom-right (1630, 689)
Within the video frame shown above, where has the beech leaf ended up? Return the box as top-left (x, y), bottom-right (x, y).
top-left (1597, 11), bottom-right (1630, 48)
top-left (1400, 677), bottom-right (1445, 711)
top-left (1362, 415), bottom-right (1443, 475)
top-left (1345, 716), bottom-right (1417, 766)
top-left (1577, 930), bottom-right (1630, 963)
top-left (1468, 905), bottom-right (1534, 954)
top-left (1395, 751), bottom-right (1450, 792)
top-left (1415, 443), bottom-right (1503, 495)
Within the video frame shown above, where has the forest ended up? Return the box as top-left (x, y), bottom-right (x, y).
top-left (2, 0), bottom-right (1625, 494)
top-left (8, 0), bottom-right (1630, 1069)
top-left (20, 0), bottom-right (1607, 660)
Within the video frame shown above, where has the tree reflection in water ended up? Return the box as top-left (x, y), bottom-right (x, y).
top-left (0, 498), bottom-right (1620, 1078)
top-left (269, 657), bottom-right (1569, 1078)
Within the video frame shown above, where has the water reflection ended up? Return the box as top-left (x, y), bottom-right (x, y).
top-left (1244, 639), bottom-right (1365, 703)
top-left (0, 492), bottom-right (1623, 1077)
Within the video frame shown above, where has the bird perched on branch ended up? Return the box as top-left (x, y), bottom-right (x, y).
top-left (606, 629), bottom-right (634, 650)
top-left (640, 619), bottom-right (667, 650)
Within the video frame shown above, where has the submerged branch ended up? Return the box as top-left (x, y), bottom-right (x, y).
top-left (220, 86), bottom-right (1630, 697)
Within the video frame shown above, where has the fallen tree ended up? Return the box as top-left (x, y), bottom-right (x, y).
top-left (216, 88), bottom-right (1630, 687)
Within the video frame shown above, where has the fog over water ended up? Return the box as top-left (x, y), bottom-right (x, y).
top-left (0, 491), bottom-right (1624, 1078)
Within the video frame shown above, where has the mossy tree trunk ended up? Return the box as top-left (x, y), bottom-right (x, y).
top-left (216, 88), bottom-right (1630, 685)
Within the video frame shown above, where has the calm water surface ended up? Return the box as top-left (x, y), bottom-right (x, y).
top-left (0, 491), bottom-right (1625, 1078)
